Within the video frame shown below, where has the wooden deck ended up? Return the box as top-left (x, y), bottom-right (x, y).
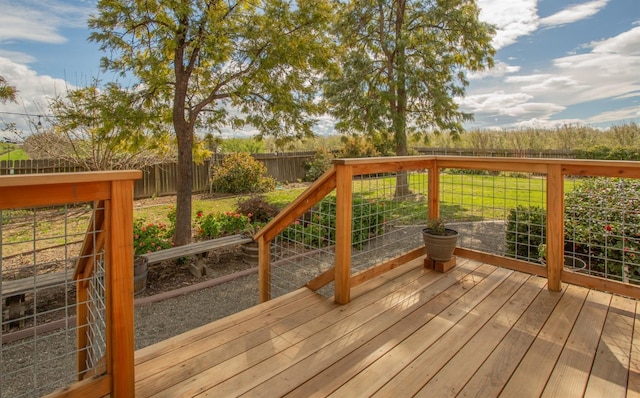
top-left (133, 256), bottom-right (640, 397)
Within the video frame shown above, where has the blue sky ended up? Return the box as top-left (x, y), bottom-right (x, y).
top-left (0, 0), bottom-right (639, 138)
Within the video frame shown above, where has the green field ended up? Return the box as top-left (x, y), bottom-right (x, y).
top-left (350, 172), bottom-right (575, 223)
top-left (0, 143), bottom-right (29, 161)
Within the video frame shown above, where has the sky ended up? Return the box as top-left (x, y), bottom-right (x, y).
top-left (0, 0), bottom-right (639, 139)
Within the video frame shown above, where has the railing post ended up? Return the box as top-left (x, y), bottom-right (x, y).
top-left (334, 164), bottom-right (353, 304)
top-left (258, 235), bottom-right (271, 302)
top-left (428, 160), bottom-right (439, 220)
top-left (547, 164), bottom-right (564, 291)
top-left (107, 180), bottom-right (135, 396)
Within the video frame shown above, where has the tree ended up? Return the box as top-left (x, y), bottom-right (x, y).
top-left (0, 76), bottom-right (17, 103)
top-left (89, 0), bottom-right (334, 245)
top-left (23, 82), bottom-right (173, 170)
top-left (325, 0), bottom-right (494, 194)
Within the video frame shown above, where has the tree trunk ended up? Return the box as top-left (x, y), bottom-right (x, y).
top-left (174, 122), bottom-right (194, 246)
top-left (393, 0), bottom-right (411, 198)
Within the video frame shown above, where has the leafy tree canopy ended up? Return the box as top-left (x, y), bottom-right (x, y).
top-left (89, 0), bottom-right (336, 245)
top-left (0, 76), bottom-right (17, 104)
top-left (325, 0), bottom-right (495, 156)
top-left (23, 81), bottom-right (174, 170)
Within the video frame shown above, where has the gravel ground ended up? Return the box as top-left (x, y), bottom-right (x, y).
top-left (134, 272), bottom-right (259, 349)
top-left (2, 272), bottom-right (260, 398)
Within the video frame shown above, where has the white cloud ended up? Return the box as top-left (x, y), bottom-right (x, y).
top-left (0, 58), bottom-right (70, 133)
top-left (0, 1), bottom-right (92, 44)
top-left (477, 0), bottom-right (539, 50)
top-left (540, 0), bottom-right (609, 27)
top-left (511, 117), bottom-right (584, 129)
top-left (465, 21), bottom-right (640, 130)
top-left (0, 49), bottom-right (35, 64)
top-left (587, 106), bottom-right (640, 124)
top-left (551, 27), bottom-right (640, 103)
top-left (519, 75), bottom-right (586, 93)
top-left (462, 90), bottom-right (564, 120)
top-left (590, 26), bottom-right (640, 55)
top-left (0, 1), bottom-right (94, 134)
top-left (461, 91), bottom-right (532, 113)
top-left (468, 61), bottom-right (521, 80)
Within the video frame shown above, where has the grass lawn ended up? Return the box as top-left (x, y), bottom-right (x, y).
top-left (0, 143), bottom-right (29, 161)
top-left (133, 186), bottom-right (309, 224)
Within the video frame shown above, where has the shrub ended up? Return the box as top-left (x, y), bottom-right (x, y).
top-left (195, 211), bottom-right (251, 239)
top-left (281, 196), bottom-right (386, 249)
top-left (573, 145), bottom-right (640, 161)
top-left (338, 135), bottom-right (381, 158)
top-left (304, 148), bottom-right (334, 182)
top-left (236, 195), bottom-right (280, 223)
top-left (565, 178), bottom-right (640, 279)
top-left (505, 178), bottom-right (640, 281)
top-left (133, 219), bottom-right (173, 255)
top-left (210, 152), bottom-right (275, 194)
top-left (505, 205), bottom-right (546, 261)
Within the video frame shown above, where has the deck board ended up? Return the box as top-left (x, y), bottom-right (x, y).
top-left (457, 277), bottom-right (560, 398)
top-left (133, 256), bottom-right (640, 397)
top-left (584, 294), bottom-right (635, 398)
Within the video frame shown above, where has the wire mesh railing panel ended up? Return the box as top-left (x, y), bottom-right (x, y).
top-left (438, 170), bottom-right (547, 260)
top-left (349, 171), bottom-right (428, 273)
top-left (85, 251), bottom-right (106, 375)
top-left (271, 191), bottom-right (338, 299)
top-left (1, 202), bottom-right (106, 397)
top-left (269, 170), bottom-right (429, 299)
top-left (564, 177), bottom-right (640, 283)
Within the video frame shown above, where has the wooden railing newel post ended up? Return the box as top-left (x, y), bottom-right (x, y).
top-left (258, 235), bottom-right (271, 302)
top-left (334, 164), bottom-right (353, 304)
top-left (428, 160), bottom-right (440, 220)
top-left (107, 180), bottom-right (135, 397)
top-left (547, 164), bottom-right (564, 292)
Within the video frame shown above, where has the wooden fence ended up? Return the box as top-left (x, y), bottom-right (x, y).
top-left (414, 147), bottom-right (575, 158)
top-left (0, 149), bottom-right (583, 199)
top-left (0, 152), bottom-right (315, 199)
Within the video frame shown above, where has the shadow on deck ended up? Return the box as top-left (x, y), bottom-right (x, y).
top-left (134, 255), bottom-right (640, 397)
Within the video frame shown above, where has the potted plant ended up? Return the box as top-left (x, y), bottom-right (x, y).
top-left (537, 243), bottom-right (587, 272)
top-left (422, 218), bottom-right (459, 262)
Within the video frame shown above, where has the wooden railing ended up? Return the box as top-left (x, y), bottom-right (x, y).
top-left (255, 156), bottom-right (640, 304)
top-left (0, 171), bottom-right (140, 397)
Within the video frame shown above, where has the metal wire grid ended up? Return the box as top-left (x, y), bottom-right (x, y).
top-left (564, 176), bottom-right (640, 283)
top-left (270, 195), bottom-right (337, 299)
top-left (441, 170), bottom-right (640, 285)
top-left (349, 171), bottom-right (428, 273)
top-left (270, 170), bottom-right (429, 299)
top-left (1, 202), bottom-right (106, 397)
top-left (85, 252), bottom-right (106, 375)
top-left (438, 170), bottom-right (547, 258)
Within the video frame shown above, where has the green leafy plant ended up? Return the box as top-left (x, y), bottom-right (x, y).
top-left (195, 211), bottom-right (252, 239)
top-left (505, 205), bottom-right (546, 261)
top-left (133, 219), bottom-right (173, 255)
top-left (565, 178), bottom-right (640, 279)
top-left (425, 218), bottom-right (447, 235)
top-left (506, 178), bottom-right (640, 281)
top-left (303, 148), bottom-right (335, 182)
top-left (210, 152), bottom-right (275, 194)
top-left (281, 197), bottom-right (386, 249)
